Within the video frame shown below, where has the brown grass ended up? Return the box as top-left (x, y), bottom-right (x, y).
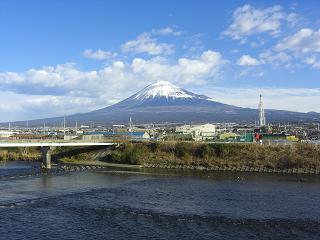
top-left (103, 142), bottom-right (320, 170)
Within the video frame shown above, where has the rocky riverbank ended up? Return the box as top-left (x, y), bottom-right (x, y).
top-left (142, 163), bottom-right (320, 175)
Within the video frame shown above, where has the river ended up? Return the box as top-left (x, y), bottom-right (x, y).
top-left (0, 161), bottom-right (320, 240)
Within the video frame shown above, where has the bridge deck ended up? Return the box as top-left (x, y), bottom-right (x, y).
top-left (0, 142), bottom-right (115, 147)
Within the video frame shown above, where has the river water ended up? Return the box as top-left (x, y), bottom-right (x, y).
top-left (0, 161), bottom-right (320, 240)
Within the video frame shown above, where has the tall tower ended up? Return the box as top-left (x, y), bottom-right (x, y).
top-left (129, 117), bottom-right (132, 132)
top-left (258, 94), bottom-right (266, 128)
top-left (63, 115), bottom-right (66, 136)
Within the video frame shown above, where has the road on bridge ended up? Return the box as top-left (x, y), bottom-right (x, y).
top-left (0, 142), bottom-right (115, 147)
top-left (0, 141), bottom-right (116, 169)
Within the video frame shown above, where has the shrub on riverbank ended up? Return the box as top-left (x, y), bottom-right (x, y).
top-left (104, 142), bottom-right (320, 170)
top-left (4, 142), bottom-right (319, 171)
top-left (0, 147), bottom-right (40, 161)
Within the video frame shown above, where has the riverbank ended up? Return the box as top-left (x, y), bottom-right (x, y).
top-left (60, 159), bottom-right (141, 169)
top-left (0, 147), bottom-right (40, 161)
top-left (57, 141), bottom-right (320, 174)
top-left (1, 142), bottom-right (320, 175)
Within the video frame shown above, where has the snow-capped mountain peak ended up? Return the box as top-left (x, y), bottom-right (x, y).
top-left (132, 81), bottom-right (209, 100)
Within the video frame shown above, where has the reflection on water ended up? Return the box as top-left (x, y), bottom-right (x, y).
top-left (0, 160), bottom-right (40, 169)
top-left (0, 161), bottom-right (320, 240)
top-left (0, 161), bottom-right (40, 180)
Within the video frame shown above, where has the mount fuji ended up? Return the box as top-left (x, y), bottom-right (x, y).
top-left (75, 81), bottom-right (250, 123)
top-left (8, 81), bottom-right (320, 125)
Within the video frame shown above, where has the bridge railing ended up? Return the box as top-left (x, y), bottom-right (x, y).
top-left (0, 139), bottom-right (115, 143)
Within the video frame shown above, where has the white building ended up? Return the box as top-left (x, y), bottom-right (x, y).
top-left (0, 130), bottom-right (19, 138)
top-left (64, 135), bottom-right (79, 140)
top-left (175, 123), bottom-right (216, 141)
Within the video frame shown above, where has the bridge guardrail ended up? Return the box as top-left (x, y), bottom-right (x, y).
top-left (0, 139), bottom-right (115, 143)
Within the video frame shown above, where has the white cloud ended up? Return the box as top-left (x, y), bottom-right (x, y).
top-left (236, 51), bottom-right (291, 69)
top-left (0, 50), bottom-right (225, 120)
top-left (121, 33), bottom-right (174, 55)
top-left (152, 27), bottom-right (182, 36)
top-left (0, 90), bottom-right (108, 122)
top-left (131, 50), bottom-right (225, 85)
top-left (223, 4), bottom-right (298, 42)
top-left (250, 38), bottom-right (265, 47)
top-left (237, 55), bottom-right (261, 66)
top-left (83, 49), bottom-right (117, 60)
top-left (305, 57), bottom-right (317, 65)
top-left (182, 33), bottom-right (205, 53)
top-left (259, 51), bottom-right (291, 64)
top-left (237, 68), bottom-right (264, 78)
top-left (0, 62), bottom-right (131, 97)
top-left (304, 56), bottom-right (320, 69)
top-left (235, 28), bottom-right (320, 69)
top-left (275, 28), bottom-right (320, 53)
top-left (271, 28), bottom-right (320, 69)
top-left (0, 72), bottom-right (24, 84)
top-left (0, 51), bottom-right (224, 96)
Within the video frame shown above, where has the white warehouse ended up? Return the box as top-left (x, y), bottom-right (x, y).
top-left (175, 123), bottom-right (216, 141)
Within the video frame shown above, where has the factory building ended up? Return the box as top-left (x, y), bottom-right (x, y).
top-left (0, 130), bottom-right (19, 139)
top-left (82, 131), bottom-right (150, 141)
top-left (175, 123), bottom-right (216, 141)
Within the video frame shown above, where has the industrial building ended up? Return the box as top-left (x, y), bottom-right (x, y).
top-left (0, 130), bottom-right (18, 139)
top-left (175, 123), bottom-right (216, 141)
top-left (82, 131), bottom-right (150, 141)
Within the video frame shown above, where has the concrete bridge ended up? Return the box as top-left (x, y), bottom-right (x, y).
top-left (0, 141), bottom-right (115, 169)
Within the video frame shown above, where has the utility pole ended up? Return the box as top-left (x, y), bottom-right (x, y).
top-left (75, 121), bottom-right (78, 135)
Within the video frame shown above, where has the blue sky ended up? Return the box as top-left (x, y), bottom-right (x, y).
top-left (0, 0), bottom-right (320, 121)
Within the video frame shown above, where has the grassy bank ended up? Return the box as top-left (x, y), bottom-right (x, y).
top-left (0, 147), bottom-right (40, 161)
top-left (103, 142), bottom-right (320, 170)
top-left (2, 142), bottom-right (320, 172)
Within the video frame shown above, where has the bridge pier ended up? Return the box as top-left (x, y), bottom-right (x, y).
top-left (0, 142), bottom-right (114, 169)
top-left (41, 146), bottom-right (53, 169)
